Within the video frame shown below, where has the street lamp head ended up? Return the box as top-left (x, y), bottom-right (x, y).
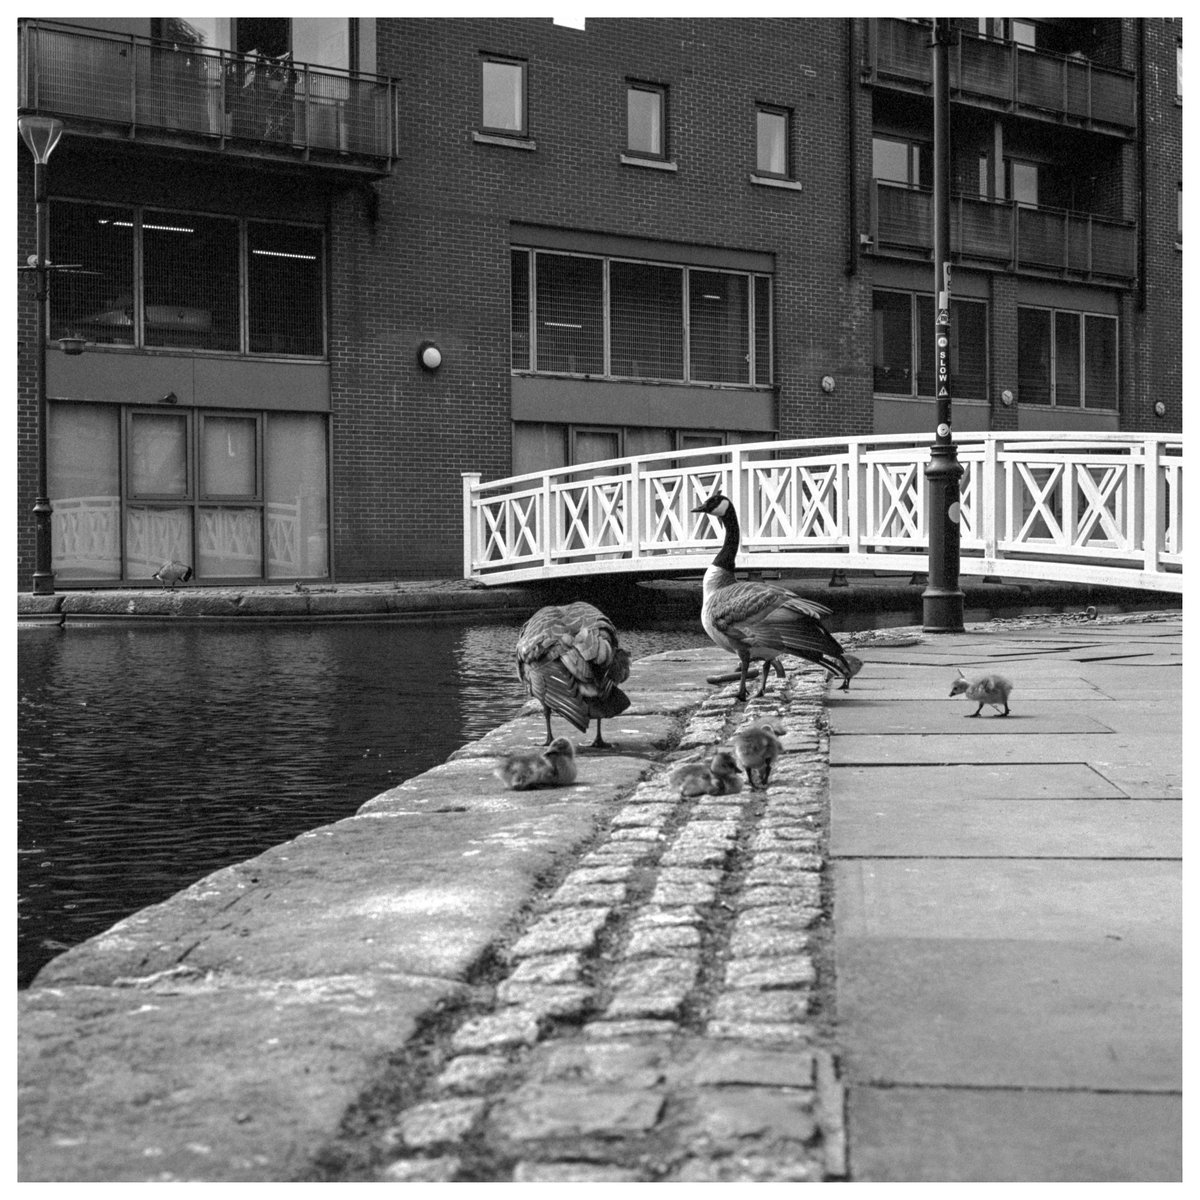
top-left (18, 115), bottom-right (64, 165)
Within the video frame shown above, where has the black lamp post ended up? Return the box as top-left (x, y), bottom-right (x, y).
top-left (19, 114), bottom-right (64, 596)
top-left (922, 18), bottom-right (965, 632)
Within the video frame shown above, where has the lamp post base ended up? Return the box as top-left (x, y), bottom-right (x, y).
top-left (922, 586), bottom-right (964, 633)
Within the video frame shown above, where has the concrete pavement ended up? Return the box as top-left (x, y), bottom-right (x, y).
top-left (17, 609), bottom-right (1182, 1182)
top-left (828, 615), bottom-right (1182, 1182)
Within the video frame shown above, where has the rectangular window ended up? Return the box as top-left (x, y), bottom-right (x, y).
top-left (481, 56), bottom-right (526, 135)
top-left (534, 253), bottom-right (604, 375)
top-left (1007, 160), bottom-right (1040, 208)
top-left (627, 82), bottom-right (666, 158)
top-left (873, 136), bottom-right (927, 187)
top-left (1017, 307), bottom-right (1117, 408)
top-left (50, 201), bottom-right (325, 358)
top-left (874, 290), bottom-right (988, 399)
top-left (609, 260), bottom-right (684, 380)
top-left (48, 402), bottom-right (330, 583)
top-left (513, 248), bottom-right (770, 387)
top-left (756, 106), bottom-right (789, 177)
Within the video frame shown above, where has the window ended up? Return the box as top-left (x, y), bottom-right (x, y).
top-left (873, 290), bottom-right (988, 400)
top-left (873, 136), bottom-right (928, 187)
top-left (48, 403), bottom-right (329, 583)
top-left (1006, 159), bottom-right (1040, 208)
top-left (627, 82), bottom-right (666, 158)
top-left (1178, 41), bottom-right (1182, 101)
top-left (50, 201), bottom-right (325, 357)
top-left (481, 56), bottom-right (526, 135)
top-left (511, 248), bottom-right (772, 386)
top-left (1017, 306), bottom-right (1118, 408)
top-left (756, 106), bottom-right (789, 177)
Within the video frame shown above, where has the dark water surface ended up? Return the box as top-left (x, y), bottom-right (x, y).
top-left (17, 616), bottom-right (712, 989)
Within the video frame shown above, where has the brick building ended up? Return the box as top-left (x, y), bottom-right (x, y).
top-left (16, 17), bottom-right (1183, 587)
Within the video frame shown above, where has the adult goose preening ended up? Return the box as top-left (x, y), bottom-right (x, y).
top-left (691, 492), bottom-right (862, 701)
top-left (516, 601), bottom-right (632, 748)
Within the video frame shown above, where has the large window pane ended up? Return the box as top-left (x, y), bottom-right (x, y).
top-left (126, 505), bottom-right (192, 579)
top-left (482, 59), bottom-right (524, 133)
top-left (534, 253), bottom-right (603, 374)
top-left (48, 403), bottom-right (121, 580)
top-left (917, 296), bottom-right (987, 399)
top-left (198, 507), bottom-right (262, 577)
top-left (627, 85), bottom-right (664, 156)
top-left (1084, 315), bottom-right (1118, 408)
top-left (1018, 308), bottom-right (1052, 404)
top-left (689, 270), bottom-right (748, 384)
top-left (873, 291), bottom-right (913, 393)
top-left (143, 210), bottom-right (239, 350)
top-left (202, 415), bottom-right (258, 496)
top-left (513, 422), bottom-right (567, 476)
top-left (511, 249), bottom-right (530, 370)
top-left (1054, 311), bottom-right (1081, 406)
top-left (247, 222), bottom-right (324, 355)
top-left (130, 412), bottom-right (189, 496)
top-left (266, 413), bottom-right (329, 578)
top-left (50, 202), bottom-right (135, 346)
top-left (610, 261), bottom-right (683, 380)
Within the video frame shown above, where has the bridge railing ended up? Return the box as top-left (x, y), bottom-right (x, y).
top-left (463, 431), bottom-right (1183, 593)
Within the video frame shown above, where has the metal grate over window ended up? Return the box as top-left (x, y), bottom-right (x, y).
top-left (49, 201), bottom-right (135, 346)
top-left (510, 249), bottom-right (530, 371)
top-left (753, 275), bottom-right (772, 385)
top-left (689, 270), bottom-right (749, 385)
top-left (247, 222), bottom-right (324, 356)
top-left (610, 260), bottom-right (683, 380)
top-left (534, 253), bottom-right (603, 375)
top-left (143, 210), bottom-right (239, 351)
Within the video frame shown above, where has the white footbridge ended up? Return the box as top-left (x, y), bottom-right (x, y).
top-left (462, 431), bottom-right (1183, 593)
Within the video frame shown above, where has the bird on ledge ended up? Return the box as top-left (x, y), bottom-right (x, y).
top-left (494, 737), bottom-right (578, 790)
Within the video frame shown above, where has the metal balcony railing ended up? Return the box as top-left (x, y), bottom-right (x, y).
top-left (463, 432), bottom-right (1183, 593)
top-left (869, 182), bottom-right (1137, 283)
top-left (867, 18), bottom-right (1137, 133)
top-left (18, 20), bottom-right (397, 167)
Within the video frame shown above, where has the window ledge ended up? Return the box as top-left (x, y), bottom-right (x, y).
top-left (620, 154), bottom-right (678, 171)
top-left (750, 173), bottom-right (802, 191)
top-left (474, 131), bottom-right (537, 151)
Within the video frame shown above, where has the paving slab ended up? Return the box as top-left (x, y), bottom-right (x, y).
top-left (848, 1087), bottom-right (1182, 1182)
top-left (831, 762), bottom-right (1126, 801)
top-left (829, 707), bottom-right (1110, 734)
top-left (831, 796), bottom-right (1181, 858)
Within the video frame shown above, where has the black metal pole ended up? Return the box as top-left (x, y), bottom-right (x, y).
top-left (922, 16), bottom-right (964, 632)
top-left (32, 156), bottom-right (55, 596)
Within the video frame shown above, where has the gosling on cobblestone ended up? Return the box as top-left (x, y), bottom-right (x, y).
top-left (494, 737), bottom-right (578, 790)
top-left (670, 750), bottom-right (744, 797)
top-left (732, 720), bottom-right (785, 790)
top-left (949, 669), bottom-right (1014, 717)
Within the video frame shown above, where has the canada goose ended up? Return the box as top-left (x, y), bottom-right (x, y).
top-left (152, 560), bottom-right (193, 589)
top-left (670, 749), bottom-right (744, 797)
top-left (494, 737), bottom-right (578, 790)
top-left (949, 670), bottom-right (1013, 717)
top-left (516, 601), bottom-right (632, 748)
top-left (690, 492), bottom-right (861, 700)
top-left (732, 720), bottom-right (785, 790)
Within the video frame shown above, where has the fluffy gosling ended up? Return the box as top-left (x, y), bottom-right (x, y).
top-left (732, 720), bottom-right (785, 790)
top-left (949, 670), bottom-right (1014, 718)
top-left (670, 749), bottom-right (744, 797)
top-left (494, 737), bottom-right (578, 789)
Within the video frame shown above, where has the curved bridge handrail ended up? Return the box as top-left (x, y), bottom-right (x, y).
top-left (463, 431), bottom-right (1183, 593)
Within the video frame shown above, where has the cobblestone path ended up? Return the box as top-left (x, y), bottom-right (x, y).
top-left (306, 662), bottom-right (845, 1183)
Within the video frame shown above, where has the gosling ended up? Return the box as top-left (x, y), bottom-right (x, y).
top-left (494, 737), bottom-right (578, 790)
top-left (732, 720), bottom-right (785, 790)
top-left (670, 750), bottom-right (744, 797)
top-left (949, 670), bottom-right (1013, 718)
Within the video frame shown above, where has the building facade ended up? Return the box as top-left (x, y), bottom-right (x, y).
top-left (16, 17), bottom-right (1183, 587)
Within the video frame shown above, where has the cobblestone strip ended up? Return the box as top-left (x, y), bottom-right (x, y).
top-left (308, 662), bottom-right (845, 1183)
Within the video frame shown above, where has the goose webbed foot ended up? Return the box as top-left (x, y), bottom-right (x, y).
top-left (965, 707), bottom-right (982, 718)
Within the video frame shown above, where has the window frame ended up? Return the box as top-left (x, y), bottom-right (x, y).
top-left (1016, 304), bottom-right (1119, 409)
top-left (480, 53), bottom-right (528, 137)
top-left (512, 246), bottom-right (773, 388)
top-left (754, 104), bottom-right (791, 179)
top-left (626, 80), bottom-right (668, 160)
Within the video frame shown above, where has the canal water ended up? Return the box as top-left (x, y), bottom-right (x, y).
top-left (17, 615), bottom-right (714, 989)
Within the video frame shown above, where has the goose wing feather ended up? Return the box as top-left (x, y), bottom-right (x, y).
top-left (708, 580), bottom-right (830, 632)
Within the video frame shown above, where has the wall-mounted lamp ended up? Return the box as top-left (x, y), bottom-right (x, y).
top-left (820, 375), bottom-right (836, 393)
top-left (1001, 388), bottom-right (1014, 407)
top-left (160, 391), bottom-right (178, 405)
top-left (1154, 400), bottom-right (1167, 417)
top-left (58, 335), bottom-right (87, 356)
top-left (418, 341), bottom-right (442, 372)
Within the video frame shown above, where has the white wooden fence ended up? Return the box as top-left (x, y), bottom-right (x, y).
top-left (462, 432), bottom-right (1183, 593)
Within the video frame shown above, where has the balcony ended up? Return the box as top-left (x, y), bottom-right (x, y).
top-left (865, 18), bottom-right (1137, 135)
top-left (18, 20), bottom-right (397, 176)
top-left (868, 182), bottom-right (1137, 284)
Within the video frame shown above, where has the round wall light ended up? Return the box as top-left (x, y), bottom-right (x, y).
top-left (418, 341), bottom-right (442, 372)
top-left (820, 375), bottom-right (836, 393)
top-left (1001, 388), bottom-right (1014, 407)
top-left (1154, 400), bottom-right (1167, 417)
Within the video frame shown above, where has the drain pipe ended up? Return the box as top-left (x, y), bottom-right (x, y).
top-left (846, 18), bottom-right (858, 276)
